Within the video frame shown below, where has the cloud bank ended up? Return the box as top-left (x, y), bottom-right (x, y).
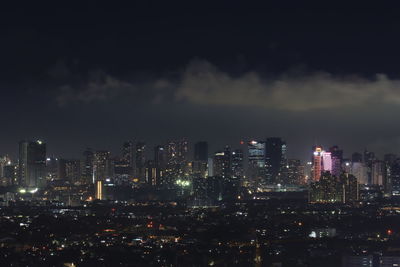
top-left (55, 60), bottom-right (400, 112)
top-left (175, 60), bottom-right (400, 111)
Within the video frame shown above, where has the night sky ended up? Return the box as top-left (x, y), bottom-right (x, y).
top-left (2, 2), bottom-right (400, 161)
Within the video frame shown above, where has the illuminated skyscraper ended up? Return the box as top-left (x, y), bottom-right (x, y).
top-left (330, 145), bottom-right (343, 177)
top-left (231, 149), bottom-right (244, 181)
top-left (18, 140), bottom-right (47, 188)
top-left (322, 151), bottom-right (332, 172)
top-left (213, 146), bottom-right (231, 179)
top-left (247, 140), bottom-right (266, 186)
top-left (284, 159), bottom-right (304, 185)
top-left (93, 151), bottom-right (111, 182)
top-left (164, 138), bottom-right (189, 187)
top-left (312, 146), bottom-right (323, 182)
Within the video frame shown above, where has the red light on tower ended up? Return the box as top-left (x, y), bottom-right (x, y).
top-left (387, 229), bottom-right (393, 235)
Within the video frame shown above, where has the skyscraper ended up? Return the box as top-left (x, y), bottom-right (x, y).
top-left (154, 145), bottom-right (166, 186)
top-left (93, 151), bottom-right (111, 182)
top-left (122, 141), bottom-right (134, 174)
top-left (231, 149), bottom-right (244, 181)
top-left (164, 138), bottom-right (188, 187)
top-left (330, 145), bottom-right (343, 177)
top-left (135, 142), bottom-right (146, 183)
top-left (18, 140), bottom-right (47, 188)
top-left (193, 142), bottom-right (208, 179)
top-left (265, 137), bottom-right (287, 185)
top-left (82, 148), bottom-right (94, 184)
top-left (312, 146), bottom-right (323, 182)
top-left (213, 146), bottom-right (231, 180)
top-left (284, 159), bottom-right (304, 185)
top-left (247, 140), bottom-right (266, 187)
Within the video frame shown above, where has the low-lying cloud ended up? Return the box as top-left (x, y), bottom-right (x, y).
top-left (55, 60), bottom-right (400, 111)
top-left (175, 60), bottom-right (400, 111)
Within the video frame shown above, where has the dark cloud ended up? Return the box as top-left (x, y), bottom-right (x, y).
top-left (55, 71), bottom-right (135, 107)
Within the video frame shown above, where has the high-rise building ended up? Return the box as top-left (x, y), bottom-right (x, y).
top-left (322, 151), bottom-right (332, 172)
top-left (284, 159), bottom-right (304, 185)
top-left (82, 148), bottom-right (94, 184)
top-left (330, 145), bottom-right (343, 177)
top-left (93, 151), bottom-right (111, 182)
top-left (351, 162), bottom-right (367, 185)
top-left (231, 149), bottom-right (244, 181)
top-left (312, 146), bottom-right (323, 182)
top-left (265, 137), bottom-right (287, 185)
top-left (63, 160), bottom-right (81, 184)
top-left (135, 142), bottom-right (146, 183)
top-left (18, 140), bottom-right (47, 188)
top-left (154, 145), bottom-right (166, 186)
top-left (164, 138), bottom-right (189, 187)
top-left (247, 140), bottom-right (266, 187)
top-left (364, 150), bottom-right (375, 184)
top-left (213, 146), bottom-right (231, 179)
top-left (383, 154), bottom-right (397, 195)
top-left (193, 142), bottom-right (208, 179)
top-left (371, 160), bottom-right (384, 185)
top-left (122, 141), bottom-right (134, 175)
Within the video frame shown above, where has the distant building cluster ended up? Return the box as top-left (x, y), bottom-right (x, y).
top-left (0, 138), bottom-right (399, 205)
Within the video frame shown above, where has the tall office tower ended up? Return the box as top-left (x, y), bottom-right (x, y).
top-left (364, 150), bottom-right (375, 184)
top-left (122, 141), bottom-right (134, 175)
top-left (247, 140), bottom-right (266, 187)
top-left (154, 145), bottom-right (166, 186)
top-left (284, 159), bottom-right (304, 185)
top-left (322, 151), bottom-right (332, 172)
top-left (330, 146), bottom-right (343, 177)
top-left (18, 140), bottom-right (47, 188)
top-left (351, 162), bottom-right (367, 184)
top-left (371, 160), bottom-right (384, 185)
top-left (265, 137), bottom-right (287, 185)
top-left (82, 148), bottom-right (94, 184)
top-left (193, 142), bottom-right (209, 179)
top-left (93, 151), bottom-right (111, 182)
top-left (64, 160), bottom-right (81, 184)
top-left (231, 149), bottom-right (244, 181)
top-left (312, 146), bottom-right (323, 182)
top-left (391, 158), bottom-right (400, 195)
top-left (340, 173), bottom-right (359, 203)
top-left (383, 154), bottom-right (397, 194)
top-left (165, 138), bottom-right (189, 186)
top-left (213, 145), bottom-right (231, 179)
top-left (135, 142), bottom-right (146, 183)
top-left (46, 157), bottom-right (59, 180)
